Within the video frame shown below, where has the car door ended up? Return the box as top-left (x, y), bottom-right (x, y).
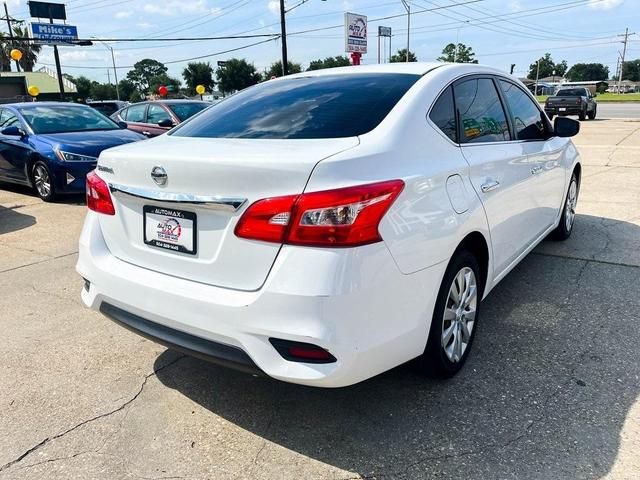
top-left (144, 103), bottom-right (174, 137)
top-left (497, 79), bottom-right (566, 233)
top-left (454, 76), bottom-right (541, 277)
top-left (0, 109), bottom-right (31, 183)
top-left (122, 103), bottom-right (149, 136)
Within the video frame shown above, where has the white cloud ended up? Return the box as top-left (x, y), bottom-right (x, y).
top-left (588, 0), bottom-right (624, 9)
top-left (143, 0), bottom-right (210, 16)
top-left (136, 22), bottom-right (157, 29)
top-left (267, 0), bottom-right (279, 15)
top-left (114, 11), bottom-right (133, 19)
top-left (507, 0), bottom-right (523, 12)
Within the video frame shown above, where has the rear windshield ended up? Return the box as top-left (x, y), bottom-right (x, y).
top-left (168, 102), bottom-right (209, 122)
top-left (171, 73), bottom-right (421, 139)
top-left (556, 88), bottom-right (586, 97)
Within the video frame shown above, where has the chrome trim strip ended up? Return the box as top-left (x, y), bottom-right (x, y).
top-left (109, 183), bottom-right (246, 212)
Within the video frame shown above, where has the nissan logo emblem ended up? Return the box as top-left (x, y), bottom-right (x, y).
top-left (151, 166), bottom-right (167, 186)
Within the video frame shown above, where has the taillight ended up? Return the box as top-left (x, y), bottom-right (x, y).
top-left (86, 170), bottom-right (115, 215)
top-left (235, 180), bottom-right (404, 247)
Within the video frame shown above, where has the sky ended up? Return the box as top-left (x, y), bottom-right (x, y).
top-left (3, 0), bottom-right (639, 84)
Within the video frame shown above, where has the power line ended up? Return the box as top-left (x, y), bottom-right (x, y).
top-left (36, 36), bottom-right (279, 70)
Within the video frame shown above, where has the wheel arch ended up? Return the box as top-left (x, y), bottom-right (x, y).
top-left (454, 231), bottom-right (490, 297)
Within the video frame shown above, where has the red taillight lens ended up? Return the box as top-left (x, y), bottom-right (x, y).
top-left (235, 180), bottom-right (404, 247)
top-left (86, 170), bottom-right (115, 215)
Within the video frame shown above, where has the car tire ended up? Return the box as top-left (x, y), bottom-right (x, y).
top-left (587, 106), bottom-right (596, 120)
top-left (31, 161), bottom-right (57, 202)
top-left (415, 250), bottom-right (482, 378)
top-left (551, 173), bottom-right (579, 241)
top-left (578, 108), bottom-right (586, 121)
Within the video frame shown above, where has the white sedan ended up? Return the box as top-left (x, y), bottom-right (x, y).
top-left (77, 63), bottom-right (581, 387)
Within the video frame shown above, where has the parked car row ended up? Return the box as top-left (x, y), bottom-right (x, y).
top-left (0, 100), bottom-right (209, 200)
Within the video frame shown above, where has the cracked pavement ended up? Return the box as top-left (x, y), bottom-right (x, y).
top-left (1, 119), bottom-right (639, 480)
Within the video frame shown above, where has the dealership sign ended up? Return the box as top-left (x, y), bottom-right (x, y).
top-left (30, 22), bottom-right (78, 46)
top-left (344, 12), bottom-right (367, 53)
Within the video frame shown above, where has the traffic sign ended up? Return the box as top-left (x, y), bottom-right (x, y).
top-left (30, 22), bottom-right (78, 46)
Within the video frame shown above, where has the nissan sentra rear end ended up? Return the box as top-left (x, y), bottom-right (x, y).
top-left (77, 65), bottom-right (447, 387)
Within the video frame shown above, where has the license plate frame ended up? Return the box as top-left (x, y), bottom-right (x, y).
top-left (143, 205), bottom-right (197, 255)
top-left (559, 107), bottom-right (567, 112)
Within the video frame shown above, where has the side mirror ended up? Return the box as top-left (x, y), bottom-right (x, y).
top-left (1, 126), bottom-right (26, 138)
top-left (554, 117), bottom-right (580, 137)
top-left (117, 121), bottom-right (128, 129)
top-left (157, 118), bottom-right (175, 128)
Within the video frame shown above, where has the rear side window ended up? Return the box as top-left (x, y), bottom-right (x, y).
top-left (454, 78), bottom-right (510, 144)
top-left (171, 73), bottom-right (421, 139)
top-left (499, 80), bottom-right (547, 141)
top-left (126, 104), bottom-right (146, 123)
top-left (429, 86), bottom-right (457, 142)
top-left (147, 104), bottom-right (171, 124)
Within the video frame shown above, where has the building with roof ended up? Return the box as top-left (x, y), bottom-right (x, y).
top-left (0, 68), bottom-right (77, 103)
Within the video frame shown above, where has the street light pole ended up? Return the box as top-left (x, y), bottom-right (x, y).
top-left (279, 0), bottom-right (288, 76)
top-left (400, 0), bottom-right (410, 62)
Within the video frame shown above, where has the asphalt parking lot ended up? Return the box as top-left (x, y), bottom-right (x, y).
top-left (1, 118), bottom-right (639, 480)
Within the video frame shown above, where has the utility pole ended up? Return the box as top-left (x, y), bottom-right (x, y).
top-left (617, 27), bottom-right (629, 94)
top-left (107, 69), bottom-right (110, 85)
top-left (534, 59), bottom-right (540, 96)
top-left (3, 2), bottom-right (21, 72)
top-left (400, 0), bottom-right (410, 62)
top-left (279, 0), bottom-right (288, 76)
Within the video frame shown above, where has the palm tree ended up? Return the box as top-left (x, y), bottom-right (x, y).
top-left (0, 33), bottom-right (12, 72)
top-left (12, 26), bottom-right (42, 72)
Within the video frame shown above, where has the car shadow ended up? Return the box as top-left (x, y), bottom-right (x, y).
top-left (154, 213), bottom-right (640, 479)
top-left (0, 181), bottom-right (85, 205)
top-left (0, 204), bottom-right (36, 235)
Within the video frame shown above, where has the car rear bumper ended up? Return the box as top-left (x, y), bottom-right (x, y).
top-left (544, 106), bottom-right (583, 115)
top-left (76, 212), bottom-right (446, 387)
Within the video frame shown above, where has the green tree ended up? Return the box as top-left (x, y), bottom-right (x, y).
top-left (70, 75), bottom-right (94, 100)
top-left (390, 49), bottom-right (418, 63)
top-left (129, 90), bottom-right (143, 103)
top-left (0, 33), bottom-right (12, 71)
top-left (90, 82), bottom-right (118, 100)
top-left (565, 63), bottom-right (609, 82)
top-left (437, 43), bottom-right (478, 63)
top-left (126, 59), bottom-right (168, 94)
top-left (216, 58), bottom-right (260, 94)
top-left (12, 26), bottom-right (41, 72)
top-left (307, 55), bottom-right (351, 71)
top-left (620, 59), bottom-right (640, 81)
top-left (117, 78), bottom-right (137, 101)
top-left (527, 53), bottom-right (568, 80)
top-left (263, 60), bottom-right (302, 79)
top-left (149, 73), bottom-right (181, 96)
top-left (182, 62), bottom-right (214, 94)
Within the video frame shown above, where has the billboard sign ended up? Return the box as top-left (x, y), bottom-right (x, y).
top-left (378, 26), bottom-right (391, 37)
top-left (345, 12), bottom-right (367, 53)
top-left (30, 22), bottom-right (78, 45)
top-left (28, 1), bottom-right (67, 20)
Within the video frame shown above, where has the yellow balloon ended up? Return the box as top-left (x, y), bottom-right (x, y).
top-left (195, 84), bottom-right (206, 95)
top-left (27, 85), bottom-right (40, 97)
top-left (10, 49), bottom-right (22, 61)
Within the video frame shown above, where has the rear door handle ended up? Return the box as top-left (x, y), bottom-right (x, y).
top-left (531, 165), bottom-right (543, 175)
top-left (481, 180), bottom-right (500, 193)
top-left (142, 131), bottom-right (151, 136)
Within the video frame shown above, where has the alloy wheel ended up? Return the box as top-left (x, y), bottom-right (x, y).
top-left (442, 267), bottom-right (478, 363)
top-left (34, 164), bottom-right (51, 198)
top-left (565, 179), bottom-right (578, 232)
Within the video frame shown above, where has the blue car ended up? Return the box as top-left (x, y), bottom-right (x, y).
top-left (0, 102), bottom-right (146, 201)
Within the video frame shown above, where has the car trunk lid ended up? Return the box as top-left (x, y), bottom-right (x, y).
top-left (95, 135), bottom-right (359, 291)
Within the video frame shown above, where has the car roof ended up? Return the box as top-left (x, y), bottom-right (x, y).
top-left (7, 101), bottom-right (91, 110)
top-left (282, 62), bottom-right (510, 80)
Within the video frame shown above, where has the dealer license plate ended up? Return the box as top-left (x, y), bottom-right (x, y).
top-left (143, 205), bottom-right (197, 255)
